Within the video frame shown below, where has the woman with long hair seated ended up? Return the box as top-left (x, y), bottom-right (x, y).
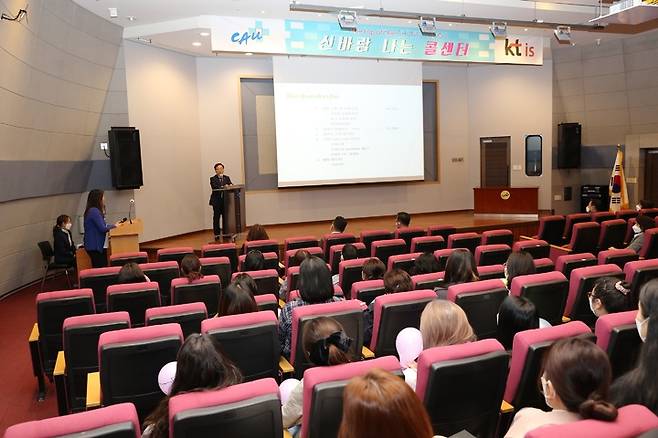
top-left (180, 254), bottom-right (203, 282)
top-left (588, 277), bottom-right (631, 319)
top-left (434, 249), bottom-right (479, 298)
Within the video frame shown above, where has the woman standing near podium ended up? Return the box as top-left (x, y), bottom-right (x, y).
top-left (83, 189), bottom-right (122, 268)
top-left (209, 162), bottom-right (232, 240)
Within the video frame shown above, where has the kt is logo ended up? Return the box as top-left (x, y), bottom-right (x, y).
top-left (504, 38), bottom-right (536, 57)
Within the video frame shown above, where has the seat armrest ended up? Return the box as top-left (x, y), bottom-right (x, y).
top-left (279, 299), bottom-right (286, 309)
top-left (278, 277), bottom-right (284, 286)
top-left (562, 316), bottom-right (571, 323)
top-left (279, 356), bottom-right (294, 374)
top-left (279, 262), bottom-right (285, 270)
top-left (283, 430), bottom-right (293, 438)
top-left (54, 351), bottom-right (68, 415)
top-left (54, 351), bottom-right (66, 376)
top-left (501, 400), bottom-right (514, 414)
top-left (86, 372), bottom-right (101, 410)
top-left (28, 323), bottom-right (45, 400)
top-left (362, 346), bottom-right (375, 359)
top-left (29, 323), bottom-right (39, 342)
top-left (520, 235), bottom-right (534, 241)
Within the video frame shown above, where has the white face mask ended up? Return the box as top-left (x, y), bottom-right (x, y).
top-left (637, 204), bottom-right (642, 211)
top-left (633, 224), bottom-right (642, 234)
top-left (636, 317), bottom-right (649, 342)
top-left (64, 222), bottom-right (72, 231)
top-left (586, 206), bottom-right (591, 213)
top-left (589, 296), bottom-right (597, 316)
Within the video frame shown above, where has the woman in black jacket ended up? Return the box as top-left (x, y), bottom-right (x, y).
top-left (53, 214), bottom-right (76, 266)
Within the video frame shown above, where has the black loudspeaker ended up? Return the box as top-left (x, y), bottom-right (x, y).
top-left (557, 123), bottom-right (581, 169)
top-left (109, 127), bottom-right (143, 189)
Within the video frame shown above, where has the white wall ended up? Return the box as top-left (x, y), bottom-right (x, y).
top-left (124, 41), bottom-right (204, 241)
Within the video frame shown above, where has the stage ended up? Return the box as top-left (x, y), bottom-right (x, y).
top-left (140, 210), bottom-right (545, 255)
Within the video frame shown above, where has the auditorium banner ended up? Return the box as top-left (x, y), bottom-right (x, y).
top-left (209, 16), bottom-right (543, 65)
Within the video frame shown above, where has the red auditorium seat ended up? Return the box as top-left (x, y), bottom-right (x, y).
top-left (477, 264), bottom-right (505, 280)
top-left (169, 378), bottom-right (282, 438)
top-left (202, 243), bottom-right (238, 272)
top-left (597, 248), bottom-right (639, 270)
top-left (242, 239), bottom-right (279, 256)
top-left (411, 271), bottom-right (445, 290)
top-left (202, 311), bottom-right (280, 381)
top-left (145, 302), bottom-right (207, 338)
top-left (171, 275), bottom-right (221, 313)
top-left (254, 294), bottom-right (278, 313)
top-left (616, 209), bottom-right (638, 222)
top-left (510, 271), bottom-right (569, 326)
top-left (359, 229), bottom-right (394, 253)
top-left (238, 251), bottom-right (279, 271)
top-left (595, 310), bottom-right (642, 378)
top-left (503, 321), bottom-right (592, 411)
top-left (624, 259), bottom-right (658, 307)
top-left (533, 258), bottom-right (555, 273)
top-left (106, 282), bottom-right (161, 327)
top-left (447, 280), bottom-right (508, 339)
top-left (552, 222), bottom-right (601, 258)
top-left (284, 235), bottom-right (319, 253)
top-left (474, 244), bottom-right (512, 266)
top-left (139, 261), bottom-right (179, 307)
top-left (320, 232), bottom-right (357, 256)
top-left (639, 228), bottom-right (658, 259)
top-left (387, 252), bottom-right (422, 273)
top-left (4, 403), bottom-right (141, 438)
top-left (447, 232), bottom-right (481, 253)
top-left (350, 279), bottom-right (386, 305)
top-left (641, 208), bottom-right (658, 219)
top-left (434, 248), bottom-right (457, 271)
top-left (534, 215), bottom-right (565, 245)
top-left (338, 258), bottom-right (369, 297)
top-left (78, 266), bottom-right (121, 312)
top-left (369, 290), bottom-right (436, 356)
top-left (427, 225), bottom-right (457, 241)
top-left (231, 269), bottom-right (279, 296)
top-left (156, 246), bottom-right (194, 264)
top-left (395, 226), bottom-right (427, 250)
top-left (283, 246), bottom-right (323, 270)
top-left (199, 256), bottom-right (231, 288)
top-left (555, 252), bottom-right (597, 281)
top-left (565, 264), bottom-right (623, 326)
top-left (598, 219), bottom-right (628, 251)
top-left (410, 235), bottom-right (445, 253)
top-left (327, 242), bottom-right (366, 274)
top-left (109, 251), bottom-right (148, 267)
top-left (563, 213), bottom-right (592, 242)
top-left (592, 211), bottom-right (616, 224)
top-left (301, 356), bottom-right (401, 438)
top-left (481, 229), bottom-right (514, 246)
top-left (416, 339), bottom-right (509, 438)
top-left (512, 239), bottom-right (550, 259)
top-left (370, 238), bottom-right (406, 265)
top-left (290, 300), bottom-right (364, 379)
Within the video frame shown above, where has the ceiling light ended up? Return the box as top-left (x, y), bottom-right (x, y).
top-left (448, 23), bottom-right (453, 27)
top-left (554, 25), bottom-right (572, 44)
top-left (108, 7), bottom-right (118, 18)
top-left (490, 21), bottom-right (507, 38)
top-left (200, 31), bottom-right (210, 37)
top-left (260, 10), bottom-right (265, 14)
top-left (245, 52), bottom-right (253, 56)
top-left (192, 41), bottom-right (202, 47)
top-left (534, 19), bottom-right (544, 24)
top-left (337, 10), bottom-right (358, 31)
top-left (126, 15), bottom-right (136, 21)
top-left (524, 28), bottom-right (528, 31)
top-left (418, 16), bottom-right (437, 36)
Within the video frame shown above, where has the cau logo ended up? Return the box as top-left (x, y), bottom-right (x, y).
top-left (504, 38), bottom-right (536, 57)
top-left (231, 20), bottom-right (270, 45)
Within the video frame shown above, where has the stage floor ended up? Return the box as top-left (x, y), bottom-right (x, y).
top-left (140, 210), bottom-right (543, 252)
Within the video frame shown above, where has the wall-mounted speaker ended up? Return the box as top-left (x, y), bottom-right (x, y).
top-left (108, 127), bottom-right (143, 190)
top-left (557, 122), bottom-right (581, 169)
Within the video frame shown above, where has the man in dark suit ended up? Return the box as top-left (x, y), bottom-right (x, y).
top-left (209, 162), bottom-right (233, 239)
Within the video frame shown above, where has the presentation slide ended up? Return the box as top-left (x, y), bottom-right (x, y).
top-left (273, 57), bottom-right (425, 187)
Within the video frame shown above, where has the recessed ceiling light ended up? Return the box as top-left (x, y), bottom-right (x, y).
top-left (448, 23), bottom-right (453, 27)
top-left (407, 20), bottom-right (412, 24)
top-left (192, 41), bottom-right (202, 47)
top-left (524, 28), bottom-right (528, 31)
top-left (126, 16), bottom-right (136, 21)
top-left (245, 52), bottom-right (253, 56)
top-left (200, 31), bottom-right (210, 37)
top-left (260, 10), bottom-right (265, 14)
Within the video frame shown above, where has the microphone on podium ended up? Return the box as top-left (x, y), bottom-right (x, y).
top-left (129, 198), bottom-right (135, 224)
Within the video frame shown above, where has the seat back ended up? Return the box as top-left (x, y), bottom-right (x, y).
top-left (360, 230), bottom-right (394, 253)
top-left (616, 209), bottom-right (638, 222)
top-left (510, 271), bottom-right (569, 326)
top-left (536, 215), bottom-right (566, 245)
top-left (434, 248), bottom-right (456, 271)
top-left (301, 356), bottom-right (402, 438)
top-left (170, 378), bottom-right (282, 438)
top-left (238, 252), bottom-right (279, 271)
top-left (640, 228), bottom-right (658, 259)
top-left (171, 275), bottom-right (221, 315)
top-left (395, 227), bottom-right (427, 250)
top-left (254, 294), bottom-right (278, 314)
top-left (624, 259), bottom-right (658, 308)
top-left (284, 247), bottom-right (323, 270)
top-left (370, 290), bottom-right (437, 356)
top-left (416, 340), bottom-right (509, 438)
top-left (569, 222), bottom-right (601, 254)
top-left (201, 243), bottom-right (238, 272)
top-left (566, 264), bottom-right (624, 326)
top-left (327, 242), bottom-right (367, 274)
top-left (291, 300), bottom-right (364, 379)
top-left (563, 213), bottom-right (592, 242)
top-left (38, 240), bottom-right (54, 261)
top-left (533, 258), bottom-right (555, 273)
top-left (109, 252), bottom-right (149, 267)
top-left (370, 238), bottom-right (406, 266)
top-left (139, 262), bottom-right (179, 306)
top-left (504, 321), bottom-right (592, 409)
top-left (79, 267), bottom-right (121, 312)
top-left (526, 404), bottom-right (658, 438)
top-left (284, 236), bottom-right (319, 253)
top-left (555, 253), bottom-right (597, 282)
top-left (350, 280), bottom-right (386, 305)
top-left (338, 258), bottom-right (368, 298)
top-left (321, 233), bottom-right (357, 256)
top-left (595, 310), bottom-right (642, 378)
top-left (386, 252), bottom-right (422, 273)
top-left (641, 208), bottom-right (658, 219)
top-left (597, 249), bottom-right (639, 270)
top-left (478, 264), bottom-right (505, 280)
top-left (427, 225), bottom-right (457, 241)
top-left (63, 312), bottom-right (130, 412)
top-left (106, 282), bottom-right (160, 327)
top-left (512, 240), bottom-right (550, 259)
top-left (202, 311), bottom-right (280, 381)
top-left (410, 235), bottom-right (445, 253)
top-left (145, 303), bottom-right (207, 339)
top-left (475, 244), bottom-right (512, 266)
top-left (99, 324), bottom-right (183, 420)
top-left (481, 229), bottom-right (514, 246)
top-left (447, 232), bottom-right (481, 253)
top-left (231, 269), bottom-right (279, 296)
top-left (592, 212), bottom-right (616, 224)
top-left (4, 403), bottom-right (141, 438)
top-left (448, 280), bottom-right (508, 340)
top-left (412, 271), bottom-right (445, 290)
top-left (37, 289), bottom-right (96, 375)
top-left (156, 247), bottom-right (194, 265)
top-left (288, 285), bottom-right (344, 303)
top-left (199, 257), bottom-right (232, 290)
top-left (598, 219), bottom-right (628, 250)
top-left (243, 239), bottom-right (279, 256)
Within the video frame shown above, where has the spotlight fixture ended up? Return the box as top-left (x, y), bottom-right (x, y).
top-left (245, 52), bottom-right (254, 56)
top-left (337, 10), bottom-right (358, 31)
top-left (554, 25), bottom-right (571, 44)
top-left (418, 16), bottom-right (437, 36)
top-left (192, 41), bottom-right (202, 47)
top-left (200, 31), bottom-right (210, 37)
top-left (490, 21), bottom-right (507, 38)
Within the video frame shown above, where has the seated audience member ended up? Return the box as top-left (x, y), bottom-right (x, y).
top-left (637, 200), bottom-right (655, 211)
top-left (279, 256), bottom-right (343, 358)
top-left (180, 254), bottom-right (203, 282)
top-left (404, 299), bottom-right (475, 389)
top-left (282, 317), bottom-right (353, 432)
top-left (504, 251), bottom-right (536, 288)
top-left (142, 334), bottom-right (243, 438)
top-left (434, 249), bottom-right (479, 298)
top-left (241, 224), bottom-right (270, 253)
top-left (279, 249), bottom-right (311, 299)
top-left (614, 215), bottom-right (655, 253)
top-left (363, 269), bottom-right (414, 346)
top-left (588, 277), bottom-right (631, 318)
top-left (338, 369), bottom-right (435, 438)
top-left (232, 272), bottom-right (259, 296)
top-left (332, 242), bottom-right (359, 285)
top-left (217, 283), bottom-right (257, 317)
top-left (361, 258), bottom-right (386, 281)
top-left (496, 296), bottom-right (540, 351)
top-left (330, 215), bottom-right (348, 234)
top-left (410, 252), bottom-right (441, 276)
top-left (395, 211), bottom-right (411, 228)
top-left (52, 214), bottom-right (76, 266)
top-left (243, 249), bottom-right (265, 272)
top-left (610, 279), bottom-right (658, 414)
top-left (117, 262), bottom-right (149, 284)
top-left (506, 337), bottom-right (617, 438)
top-left (586, 198), bottom-right (602, 214)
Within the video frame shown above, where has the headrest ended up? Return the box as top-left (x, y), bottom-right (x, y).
top-left (433, 248), bottom-right (456, 259)
top-left (351, 279), bottom-right (385, 297)
top-left (145, 302), bottom-right (207, 320)
top-left (395, 227), bottom-right (426, 236)
top-left (285, 247), bottom-right (323, 258)
top-left (202, 243), bottom-right (236, 253)
top-left (387, 252), bottom-right (422, 270)
top-left (640, 228), bottom-right (658, 257)
top-left (447, 279), bottom-right (507, 302)
top-left (477, 264), bottom-right (505, 277)
top-left (139, 261), bottom-right (179, 271)
top-left (428, 225), bottom-right (456, 231)
top-left (510, 271), bottom-right (567, 297)
top-left (411, 272), bottom-right (445, 288)
top-left (199, 256), bottom-right (231, 265)
top-left (322, 232), bottom-right (356, 241)
top-left (600, 219), bottom-right (626, 228)
top-left (254, 294), bottom-right (277, 305)
top-left (475, 244), bottom-right (511, 258)
top-left (566, 213), bottom-right (591, 221)
top-left (360, 229), bottom-right (393, 238)
top-left (109, 251), bottom-right (148, 261)
top-left (595, 310), bottom-right (638, 352)
top-left (448, 232), bottom-right (480, 243)
top-left (533, 258), bottom-right (554, 268)
top-left (64, 311), bottom-right (130, 331)
top-left (573, 221), bottom-right (600, 232)
top-left (482, 229), bottom-right (513, 237)
top-left (156, 247), bottom-right (194, 255)
top-left (285, 236), bottom-right (318, 244)
top-left (513, 239), bottom-right (548, 251)
top-left (555, 253), bottom-right (596, 272)
top-left (172, 275), bottom-right (220, 288)
top-left (36, 288), bottom-right (94, 304)
top-left (411, 236), bottom-right (445, 244)
top-left (338, 258), bottom-right (368, 276)
top-left (597, 249), bottom-right (636, 265)
top-left (371, 238), bottom-right (406, 249)
top-left (244, 239), bottom-right (279, 249)
top-left (624, 258), bottom-right (658, 282)
top-left (107, 281), bottom-right (160, 295)
top-left (79, 267), bottom-right (121, 279)
top-left (540, 215), bottom-right (565, 223)
top-left (230, 269), bottom-right (278, 280)
top-left (201, 310), bottom-right (276, 332)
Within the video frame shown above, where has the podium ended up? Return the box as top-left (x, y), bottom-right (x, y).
top-left (109, 218), bottom-right (143, 254)
top-left (213, 185), bottom-right (246, 237)
top-left (473, 187), bottom-right (539, 215)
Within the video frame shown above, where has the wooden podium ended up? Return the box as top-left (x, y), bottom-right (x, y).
top-left (473, 187), bottom-right (539, 215)
top-left (213, 185), bottom-right (246, 237)
top-left (109, 218), bottom-right (143, 254)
